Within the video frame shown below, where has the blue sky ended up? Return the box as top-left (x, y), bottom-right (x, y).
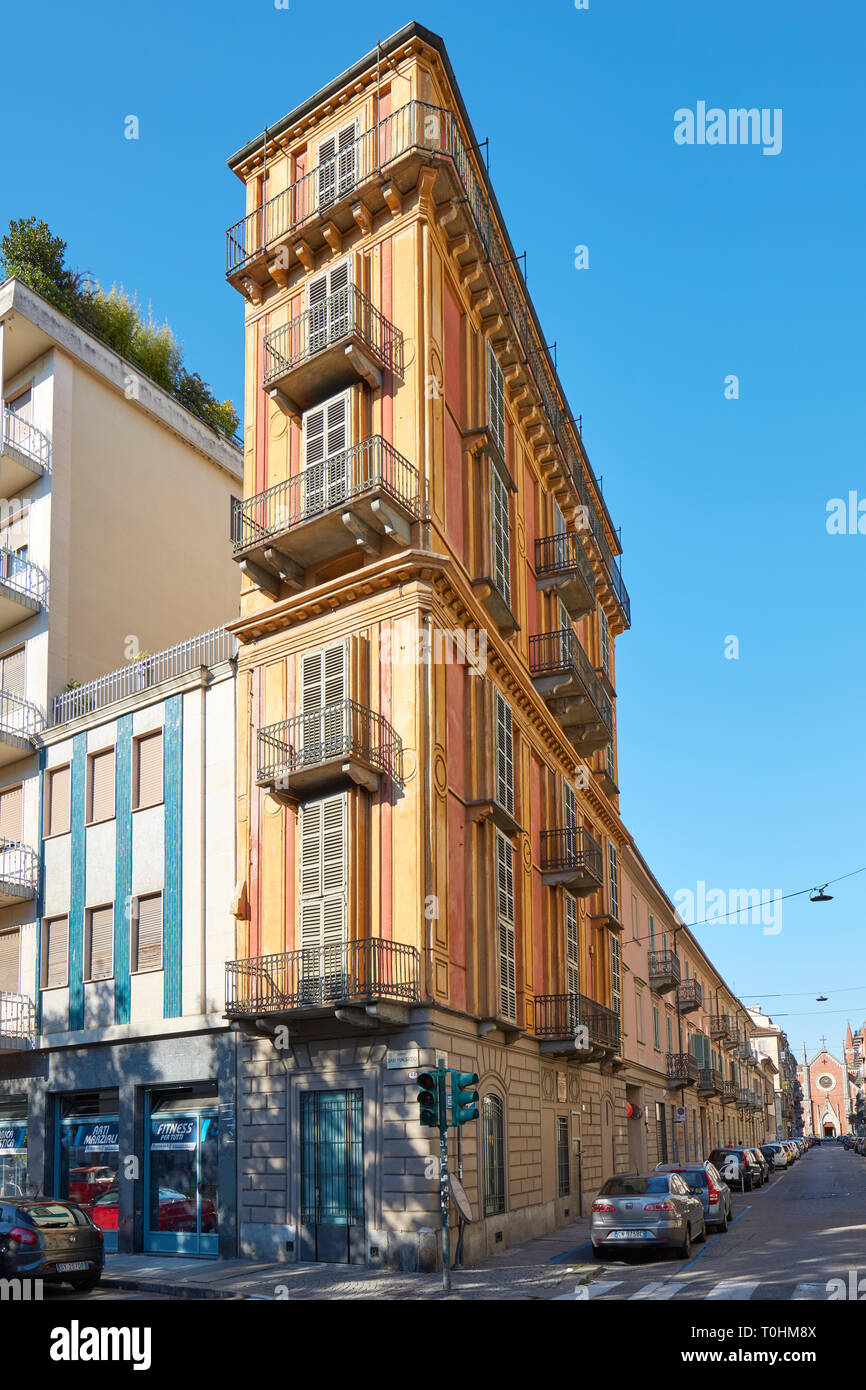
top-left (3, 0), bottom-right (863, 1059)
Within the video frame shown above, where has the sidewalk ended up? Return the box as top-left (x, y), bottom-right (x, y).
top-left (100, 1217), bottom-right (596, 1301)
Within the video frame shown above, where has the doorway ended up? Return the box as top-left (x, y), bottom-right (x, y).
top-left (300, 1089), bottom-right (365, 1263)
top-left (145, 1087), bottom-right (219, 1256)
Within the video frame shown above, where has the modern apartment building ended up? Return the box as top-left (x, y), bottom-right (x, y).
top-left (0, 630), bottom-right (239, 1259)
top-left (0, 278), bottom-right (243, 1038)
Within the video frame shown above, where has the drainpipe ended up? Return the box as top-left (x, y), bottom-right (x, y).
top-left (199, 677), bottom-right (207, 1017)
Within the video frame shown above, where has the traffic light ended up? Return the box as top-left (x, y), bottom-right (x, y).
top-left (417, 1070), bottom-right (442, 1128)
top-left (451, 1071), bottom-right (479, 1125)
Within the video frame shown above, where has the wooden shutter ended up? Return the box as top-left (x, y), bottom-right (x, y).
top-left (565, 893), bottom-right (579, 997)
top-left (0, 785), bottom-right (22, 842)
top-left (301, 643), bottom-right (346, 757)
top-left (553, 499), bottom-right (566, 538)
top-left (134, 894), bottom-right (163, 972)
top-left (599, 605), bottom-right (610, 677)
top-left (610, 930), bottom-right (622, 1014)
top-left (491, 466), bottom-right (511, 608)
top-left (325, 393), bottom-right (349, 505)
top-left (89, 749), bottom-right (115, 823)
top-left (46, 765), bottom-right (71, 837)
top-left (608, 842), bottom-right (619, 920)
top-left (308, 271), bottom-right (329, 354)
top-left (0, 929), bottom-right (19, 993)
top-left (487, 342), bottom-right (506, 457)
top-left (316, 134), bottom-right (337, 207)
top-left (308, 261), bottom-right (351, 352)
top-left (43, 916), bottom-right (68, 989)
top-left (86, 905), bottom-right (114, 982)
top-left (495, 829), bottom-right (516, 1021)
top-left (0, 647), bottom-right (25, 697)
top-left (563, 780), bottom-right (577, 836)
top-left (299, 794), bottom-right (347, 999)
top-left (494, 690), bottom-right (513, 816)
top-left (135, 731), bottom-right (163, 809)
top-left (337, 120), bottom-right (358, 196)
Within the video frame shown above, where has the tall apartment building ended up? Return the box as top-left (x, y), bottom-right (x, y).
top-left (0, 279), bottom-right (243, 1032)
top-left (223, 22), bottom-right (636, 1270)
top-left (749, 1005), bottom-right (804, 1138)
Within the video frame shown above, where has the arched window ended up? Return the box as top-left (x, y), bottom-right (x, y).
top-left (481, 1094), bottom-right (506, 1216)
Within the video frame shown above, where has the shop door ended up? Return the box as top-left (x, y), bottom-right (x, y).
top-left (0, 1107), bottom-right (27, 1198)
top-left (300, 1089), bottom-right (365, 1264)
top-left (58, 1101), bottom-right (120, 1254)
top-left (145, 1092), bottom-right (219, 1257)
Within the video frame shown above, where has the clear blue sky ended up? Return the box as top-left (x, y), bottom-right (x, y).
top-left (3, 0), bottom-right (863, 1060)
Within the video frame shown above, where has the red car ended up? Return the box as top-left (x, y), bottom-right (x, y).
top-left (91, 1188), bottom-right (216, 1233)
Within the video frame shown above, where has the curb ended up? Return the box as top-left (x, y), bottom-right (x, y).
top-left (100, 1276), bottom-right (250, 1300)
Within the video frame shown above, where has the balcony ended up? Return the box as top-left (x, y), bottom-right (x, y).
top-left (737, 1038), bottom-right (752, 1061)
top-left (534, 532), bottom-right (596, 621)
top-left (0, 549), bottom-right (48, 631)
top-left (736, 1088), bottom-right (752, 1110)
top-left (256, 699), bottom-right (402, 797)
top-left (648, 949), bottom-right (681, 995)
top-left (540, 826), bottom-right (603, 896)
top-left (0, 409), bottom-right (50, 497)
top-left (677, 979), bottom-right (703, 1014)
top-left (225, 938), bottom-right (421, 1028)
top-left (709, 1013), bottom-right (733, 1043)
top-left (667, 1052), bottom-right (700, 1087)
top-left (529, 630), bottom-right (613, 756)
top-left (263, 285), bottom-right (404, 414)
top-left (0, 690), bottom-right (44, 766)
top-left (0, 991), bottom-right (35, 1050)
top-left (698, 1067), bottom-right (723, 1097)
top-left (720, 1081), bottom-right (737, 1105)
top-left (0, 840), bottom-right (38, 906)
top-left (533, 992), bottom-right (621, 1057)
top-left (750, 1090), bottom-right (764, 1112)
top-left (233, 436), bottom-right (423, 585)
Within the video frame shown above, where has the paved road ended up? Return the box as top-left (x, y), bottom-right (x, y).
top-left (559, 1143), bottom-right (866, 1301)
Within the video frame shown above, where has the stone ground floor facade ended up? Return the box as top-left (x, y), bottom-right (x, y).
top-left (618, 1062), bottom-right (772, 1172)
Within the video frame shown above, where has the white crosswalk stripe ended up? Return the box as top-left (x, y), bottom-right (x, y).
top-left (705, 1280), bottom-right (759, 1300)
top-left (629, 1280), bottom-right (687, 1300)
top-left (791, 1282), bottom-right (833, 1300)
top-left (554, 1279), bottom-right (622, 1300)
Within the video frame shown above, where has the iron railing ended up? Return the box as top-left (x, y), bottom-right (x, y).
top-left (737, 1038), bottom-right (752, 1060)
top-left (699, 1067), bottom-right (723, 1094)
top-left (0, 548), bottom-right (48, 608)
top-left (534, 532), bottom-right (597, 603)
top-left (736, 1088), bottom-right (752, 1109)
top-left (0, 990), bottom-right (35, 1046)
top-left (677, 979), bottom-right (703, 1010)
top-left (0, 840), bottom-right (38, 895)
top-left (709, 1013), bottom-right (733, 1039)
top-left (540, 826), bottom-right (603, 882)
top-left (225, 98), bottom-right (629, 627)
top-left (720, 1081), bottom-right (737, 1104)
top-left (533, 992), bottom-right (621, 1051)
top-left (1, 409), bottom-right (51, 473)
top-left (52, 627), bottom-right (236, 725)
top-left (649, 949), bottom-right (681, 985)
top-left (225, 938), bottom-right (421, 1015)
top-left (232, 436), bottom-right (423, 556)
top-left (257, 699), bottom-right (403, 787)
top-left (528, 630), bottom-right (613, 733)
top-left (667, 1052), bottom-right (700, 1084)
top-left (0, 689), bottom-right (44, 742)
top-left (263, 284), bottom-right (404, 387)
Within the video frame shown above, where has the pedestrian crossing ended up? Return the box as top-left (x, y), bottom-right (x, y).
top-left (557, 1277), bottom-right (836, 1301)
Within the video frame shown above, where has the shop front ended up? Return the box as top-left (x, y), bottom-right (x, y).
top-left (56, 1090), bottom-right (120, 1252)
top-left (0, 1099), bottom-right (28, 1198)
top-left (145, 1085), bottom-right (220, 1256)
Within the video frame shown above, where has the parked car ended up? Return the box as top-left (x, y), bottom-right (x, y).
top-left (91, 1187), bottom-right (216, 1234)
top-left (591, 1172), bottom-right (706, 1258)
top-left (0, 1198), bottom-right (104, 1291)
top-left (654, 1161), bottom-right (733, 1232)
top-left (744, 1147), bottom-right (771, 1184)
top-left (760, 1142), bottom-right (789, 1169)
top-left (709, 1147), bottom-right (762, 1192)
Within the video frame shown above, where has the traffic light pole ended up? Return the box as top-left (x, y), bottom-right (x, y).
top-left (437, 1059), bottom-right (451, 1292)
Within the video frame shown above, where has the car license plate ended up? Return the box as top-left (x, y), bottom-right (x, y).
top-left (607, 1230), bottom-right (651, 1240)
top-left (55, 1261), bottom-right (89, 1273)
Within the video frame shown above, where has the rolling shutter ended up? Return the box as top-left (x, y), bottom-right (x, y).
top-left (0, 647), bottom-right (25, 697)
top-left (0, 929), bottom-right (19, 992)
top-left (494, 690), bottom-right (513, 817)
top-left (0, 785), bottom-right (22, 842)
top-left (299, 794), bottom-right (347, 1002)
top-left (491, 465), bottom-right (511, 608)
top-left (487, 342), bottom-right (506, 458)
top-left (45, 765), bottom-right (71, 837)
top-left (43, 916), bottom-right (68, 989)
top-left (495, 829), bottom-right (516, 1022)
top-left (88, 749), bottom-right (115, 823)
top-left (134, 894), bottom-right (163, 972)
top-left (134, 731), bottom-right (163, 809)
top-left (565, 893), bottom-right (579, 997)
top-left (86, 905), bottom-right (114, 982)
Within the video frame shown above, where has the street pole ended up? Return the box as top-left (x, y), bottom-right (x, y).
top-left (437, 1058), bottom-right (451, 1292)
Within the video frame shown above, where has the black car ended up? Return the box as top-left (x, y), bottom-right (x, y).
top-left (0, 1198), bottom-right (104, 1291)
top-left (709, 1147), bottom-right (763, 1192)
top-left (745, 1147), bottom-right (771, 1185)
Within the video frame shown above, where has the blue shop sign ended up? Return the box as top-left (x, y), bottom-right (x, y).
top-left (65, 1121), bottom-right (120, 1151)
top-left (150, 1118), bottom-right (197, 1151)
top-left (0, 1126), bottom-right (26, 1153)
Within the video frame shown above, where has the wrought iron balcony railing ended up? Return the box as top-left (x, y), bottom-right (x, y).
top-left (0, 548), bottom-right (48, 609)
top-left (534, 532), bottom-right (596, 615)
top-left (677, 979), bottom-right (703, 1011)
top-left (709, 1013), bottom-right (733, 1040)
top-left (698, 1066), bottom-right (723, 1095)
top-left (257, 699), bottom-right (403, 788)
top-left (720, 1081), bottom-right (737, 1104)
top-left (0, 689), bottom-right (45, 743)
top-left (1, 409), bottom-right (51, 473)
top-left (0, 990), bottom-right (36, 1048)
top-left (225, 938), bottom-right (421, 1015)
top-left (529, 630), bottom-right (613, 732)
top-left (649, 949), bottom-right (681, 988)
top-left (225, 97), bottom-right (629, 628)
top-left (540, 826), bottom-right (603, 883)
top-left (667, 1052), bottom-right (700, 1085)
top-left (736, 1087), bottom-right (752, 1109)
top-left (263, 284), bottom-right (404, 389)
top-left (533, 992), bottom-right (621, 1052)
top-left (0, 840), bottom-right (38, 896)
top-left (232, 436), bottom-right (423, 556)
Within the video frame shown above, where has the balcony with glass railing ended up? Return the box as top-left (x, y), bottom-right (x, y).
top-left (0, 690), bottom-right (44, 766)
top-left (533, 991), bottom-right (621, 1057)
top-left (0, 409), bottom-right (51, 497)
top-left (233, 436), bottom-right (424, 581)
top-left (0, 548), bottom-right (48, 630)
top-left (0, 990), bottom-right (35, 1050)
top-left (225, 939), bottom-right (421, 1022)
top-left (0, 840), bottom-right (38, 906)
top-left (529, 629), bottom-right (613, 755)
top-left (263, 285), bottom-right (404, 412)
top-left (540, 826), bottom-right (603, 896)
top-left (535, 532), bottom-right (596, 621)
top-left (256, 699), bottom-right (403, 797)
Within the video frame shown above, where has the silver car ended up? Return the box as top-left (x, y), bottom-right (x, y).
top-left (761, 1142), bottom-right (789, 1169)
top-left (654, 1161), bottom-right (733, 1232)
top-left (591, 1172), bottom-right (706, 1258)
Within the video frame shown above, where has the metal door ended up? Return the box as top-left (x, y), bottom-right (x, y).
top-left (300, 1089), bottom-right (365, 1264)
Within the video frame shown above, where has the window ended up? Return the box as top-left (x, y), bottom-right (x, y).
top-left (299, 794), bottom-right (348, 999)
top-left (87, 748), bottom-right (115, 824)
top-left (656, 1100), bottom-right (668, 1164)
top-left (563, 779), bottom-right (577, 835)
top-left (84, 905), bottom-right (114, 982)
top-left (599, 605), bottom-right (610, 678)
top-left (493, 690), bottom-right (514, 817)
top-left (666, 1014), bottom-right (674, 1054)
top-left (6, 387), bottom-right (32, 420)
top-left (487, 342), bottom-right (505, 458)
top-left (608, 842), bottom-right (620, 921)
top-left (481, 1094), bottom-right (506, 1215)
top-left (491, 463), bottom-right (511, 608)
top-left (565, 892), bottom-right (579, 996)
top-left (316, 120), bottom-right (358, 209)
top-left (609, 931), bottom-right (622, 1017)
top-left (636, 989), bottom-right (645, 1043)
top-left (631, 892), bottom-right (639, 941)
top-left (44, 764), bottom-right (71, 837)
top-left (0, 784), bottom-right (22, 842)
top-left (132, 894), bottom-right (163, 973)
top-left (556, 1116), bottom-right (570, 1197)
top-left (302, 391), bottom-right (350, 514)
top-left (653, 1004), bottom-right (661, 1051)
top-left (307, 259), bottom-right (351, 353)
top-left (0, 928), bottom-right (19, 993)
top-left (495, 829), bottom-right (516, 1021)
top-left (0, 646), bottom-right (25, 697)
top-left (133, 731), bottom-right (163, 810)
top-left (301, 643), bottom-right (347, 756)
top-left (42, 916), bottom-right (69, 989)
top-left (648, 911), bottom-right (656, 955)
